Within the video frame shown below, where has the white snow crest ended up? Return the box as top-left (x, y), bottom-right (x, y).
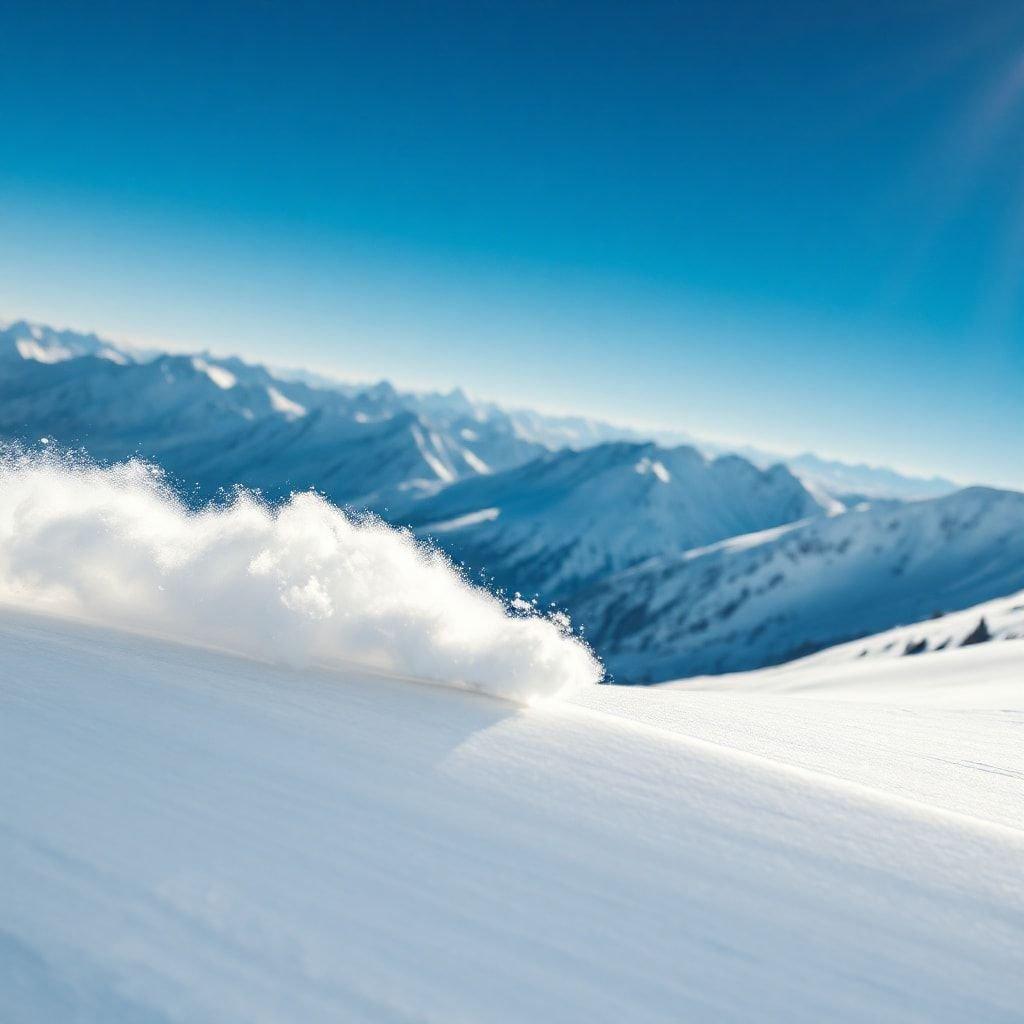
top-left (191, 357), bottom-right (237, 389)
top-left (0, 452), bottom-right (601, 702)
top-left (266, 385), bottom-right (307, 419)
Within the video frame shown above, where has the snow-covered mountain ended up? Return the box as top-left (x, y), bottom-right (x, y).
top-left (0, 319), bottom-right (810, 524)
top-left (400, 441), bottom-right (828, 600)
top-left (0, 344), bottom-right (548, 508)
top-left (572, 486), bottom-right (1024, 682)
top-left (2, 315), bottom-right (961, 502)
top-left (0, 318), bottom-right (140, 365)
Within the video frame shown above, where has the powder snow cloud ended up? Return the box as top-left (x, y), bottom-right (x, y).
top-left (0, 451), bottom-right (601, 702)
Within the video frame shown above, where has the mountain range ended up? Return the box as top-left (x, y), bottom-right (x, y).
top-left (2, 315), bottom-right (1017, 682)
top-left (0, 317), bottom-right (959, 499)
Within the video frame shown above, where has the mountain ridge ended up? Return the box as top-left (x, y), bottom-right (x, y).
top-left (571, 485), bottom-right (1024, 681)
top-left (400, 440), bottom-right (829, 601)
top-left (0, 315), bottom-right (963, 501)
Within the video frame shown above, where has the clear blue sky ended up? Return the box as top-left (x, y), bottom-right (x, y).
top-left (0, 1), bottom-right (1021, 487)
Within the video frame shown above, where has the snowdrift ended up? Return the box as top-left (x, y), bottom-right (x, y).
top-left (0, 451), bottom-right (600, 701)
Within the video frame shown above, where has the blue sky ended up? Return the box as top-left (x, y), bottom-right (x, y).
top-left (0, 1), bottom-right (1022, 486)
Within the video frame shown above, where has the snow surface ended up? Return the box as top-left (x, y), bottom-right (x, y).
top-left (265, 385), bottom-right (307, 419)
top-left (674, 641), bottom-right (1024, 709)
top-left (669, 613), bottom-right (1024, 709)
top-left (1, 606), bottom-right (1022, 1023)
top-left (661, 591), bottom-right (1024, 708)
top-left (0, 454), bottom-right (599, 702)
top-left (581, 682), bottom-right (1024, 829)
top-left (191, 357), bottom-right (237, 390)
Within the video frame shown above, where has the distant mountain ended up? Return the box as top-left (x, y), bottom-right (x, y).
top-left (0, 350), bottom-right (543, 508)
top-left (2, 315), bottom-right (966, 504)
top-left (0, 318), bottom-right (138, 365)
top-left (400, 441), bottom-right (828, 600)
top-left (270, 336), bottom-right (957, 505)
top-left (694, 442), bottom-right (961, 503)
top-left (786, 452), bottom-right (958, 502)
top-left (571, 486), bottom-right (1024, 682)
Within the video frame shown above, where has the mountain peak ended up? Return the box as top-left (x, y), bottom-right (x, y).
top-left (402, 440), bottom-right (824, 601)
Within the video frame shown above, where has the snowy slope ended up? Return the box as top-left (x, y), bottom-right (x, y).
top-left (781, 588), bottom-right (1024, 665)
top-left (586, 655), bottom-right (1024, 826)
top-left (673, 636), bottom-right (1024, 709)
top-left (572, 486), bottom-right (1024, 681)
top-left (400, 442), bottom-right (826, 600)
top-left (666, 591), bottom-right (1024, 709)
top-left (2, 606), bottom-right (1023, 1024)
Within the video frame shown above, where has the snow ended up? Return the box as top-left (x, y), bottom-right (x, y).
top-left (2, 320), bottom-right (139, 366)
top-left (266, 385), bottom-right (307, 419)
top-left (672, 634), bottom-right (1024, 709)
top-left (586, 678), bottom-right (1024, 828)
top-left (796, 588), bottom-right (1024, 664)
top-left (410, 424), bottom-right (456, 483)
top-left (0, 457), bottom-right (1020, 1019)
top-left (647, 603), bottom-right (1024, 829)
top-left (676, 518), bottom-right (808, 561)
top-left (793, 472), bottom-right (848, 515)
top-left (191, 356), bottom-right (238, 389)
top-left (15, 337), bottom-right (74, 363)
top-left (1, 606), bottom-right (1022, 1022)
top-left (1, 313), bottom-right (1021, 683)
top-left (96, 345), bottom-right (131, 365)
top-left (419, 506), bottom-right (502, 534)
top-left (462, 447), bottom-right (491, 474)
top-left (634, 456), bottom-right (671, 482)
top-left (0, 455), bottom-right (599, 702)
